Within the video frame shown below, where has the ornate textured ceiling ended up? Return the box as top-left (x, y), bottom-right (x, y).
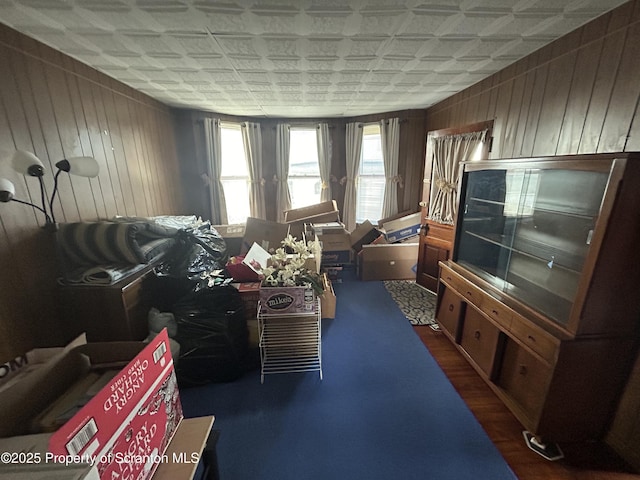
top-left (0, 0), bottom-right (627, 118)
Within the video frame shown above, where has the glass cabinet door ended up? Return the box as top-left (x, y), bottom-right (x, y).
top-left (455, 167), bottom-right (609, 326)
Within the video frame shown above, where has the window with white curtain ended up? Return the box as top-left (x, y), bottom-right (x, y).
top-left (288, 127), bottom-right (321, 209)
top-left (356, 124), bottom-right (385, 223)
top-left (220, 123), bottom-right (250, 224)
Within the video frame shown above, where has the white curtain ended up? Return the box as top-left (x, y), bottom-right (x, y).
top-left (343, 122), bottom-right (363, 232)
top-left (380, 117), bottom-right (400, 219)
top-left (428, 130), bottom-right (488, 224)
top-left (203, 117), bottom-right (228, 224)
top-left (317, 123), bottom-right (332, 202)
top-left (275, 123), bottom-right (291, 222)
top-left (241, 122), bottom-right (266, 220)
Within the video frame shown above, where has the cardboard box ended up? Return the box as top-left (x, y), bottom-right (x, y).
top-left (284, 201), bottom-right (340, 239)
top-left (241, 217), bottom-right (289, 255)
top-left (232, 282), bottom-right (261, 347)
top-left (350, 220), bottom-right (382, 252)
top-left (213, 224), bottom-right (245, 257)
top-left (260, 286), bottom-right (315, 314)
top-left (0, 336), bottom-right (87, 394)
top-left (381, 212), bottom-right (422, 243)
top-left (358, 242), bottom-right (420, 281)
top-left (320, 274), bottom-right (336, 319)
top-left (48, 329), bottom-right (183, 480)
top-left (311, 222), bottom-right (346, 235)
top-left (0, 337), bottom-right (145, 439)
top-left (317, 233), bottom-right (353, 265)
top-left (321, 265), bottom-right (343, 282)
top-left (226, 256), bottom-right (261, 282)
top-left (0, 433), bottom-right (99, 479)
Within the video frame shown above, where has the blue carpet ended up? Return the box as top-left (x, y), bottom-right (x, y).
top-left (180, 278), bottom-right (517, 480)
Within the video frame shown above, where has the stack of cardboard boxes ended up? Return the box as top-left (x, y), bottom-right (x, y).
top-left (215, 204), bottom-right (424, 285)
top-left (357, 211), bottom-right (422, 281)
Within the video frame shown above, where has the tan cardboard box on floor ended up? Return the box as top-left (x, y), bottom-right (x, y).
top-left (357, 242), bottom-right (420, 281)
top-left (320, 273), bottom-right (336, 319)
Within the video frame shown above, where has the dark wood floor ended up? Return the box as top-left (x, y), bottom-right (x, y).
top-left (413, 325), bottom-right (639, 480)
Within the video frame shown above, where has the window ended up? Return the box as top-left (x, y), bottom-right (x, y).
top-left (220, 123), bottom-right (250, 224)
top-left (288, 128), bottom-right (321, 209)
top-left (356, 124), bottom-right (385, 223)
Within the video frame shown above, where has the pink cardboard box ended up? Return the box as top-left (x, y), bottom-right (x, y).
top-left (48, 329), bottom-right (183, 480)
top-left (260, 286), bottom-right (315, 314)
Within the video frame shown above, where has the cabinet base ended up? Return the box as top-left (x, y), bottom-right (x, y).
top-left (523, 431), bottom-right (564, 461)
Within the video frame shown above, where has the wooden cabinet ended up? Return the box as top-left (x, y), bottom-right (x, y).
top-left (416, 220), bottom-right (453, 292)
top-left (58, 264), bottom-right (161, 342)
top-left (436, 153), bottom-right (640, 444)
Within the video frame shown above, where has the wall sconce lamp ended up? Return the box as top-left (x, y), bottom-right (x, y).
top-left (0, 150), bottom-right (100, 228)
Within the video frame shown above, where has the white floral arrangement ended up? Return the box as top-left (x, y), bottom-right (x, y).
top-left (260, 235), bottom-right (324, 295)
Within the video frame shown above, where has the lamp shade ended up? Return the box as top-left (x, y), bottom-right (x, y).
top-left (0, 178), bottom-right (16, 202)
top-left (55, 157), bottom-right (100, 177)
top-left (12, 150), bottom-right (45, 177)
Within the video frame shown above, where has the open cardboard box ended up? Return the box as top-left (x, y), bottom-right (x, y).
top-left (241, 217), bottom-right (290, 255)
top-left (380, 211), bottom-right (422, 243)
top-left (0, 330), bottom-right (183, 480)
top-left (284, 201), bottom-right (341, 239)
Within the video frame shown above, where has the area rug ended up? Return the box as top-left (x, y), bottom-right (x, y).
top-left (384, 280), bottom-right (437, 325)
top-left (180, 279), bottom-right (516, 480)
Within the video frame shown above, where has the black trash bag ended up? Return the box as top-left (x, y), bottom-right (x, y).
top-left (172, 285), bottom-right (249, 386)
top-left (156, 222), bottom-right (229, 282)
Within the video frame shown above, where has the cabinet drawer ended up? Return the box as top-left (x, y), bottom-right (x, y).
top-left (480, 293), bottom-right (512, 330)
top-left (436, 287), bottom-right (463, 340)
top-left (460, 307), bottom-right (502, 377)
top-left (440, 265), bottom-right (483, 308)
top-left (498, 339), bottom-right (552, 421)
top-left (510, 315), bottom-right (558, 363)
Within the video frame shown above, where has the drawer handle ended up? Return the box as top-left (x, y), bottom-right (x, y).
top-left (466, 291), bottom-right (473, 297)
top-left (446, 276), bottom-right (452, 282)
top-left (448, 304), bottom-right (454, 312)
top-left (474, 330), bottom-right (481, 340)
top-left (492, 309), bottom-right (499, 316)
top-left (519, 365), bottom-right (528, 375)
top-left (528, 335), bottom-right (536, 343)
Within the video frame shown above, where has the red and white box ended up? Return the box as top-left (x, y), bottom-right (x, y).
top-left (48, 329), bottom-right (183, 480)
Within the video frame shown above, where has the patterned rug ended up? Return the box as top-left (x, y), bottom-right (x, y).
top-left (383, 280), bottom-right (437, 326)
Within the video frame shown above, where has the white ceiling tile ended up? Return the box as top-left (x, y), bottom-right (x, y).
top-left (0, 0), bottom-right (624, 117)
top-left (305, 59), bottom-right (340, 71)
top-left (342, 57), bottom-right (377, 70)
top-left (401, 10), bottom-right (463, 36)
top-left (377, 56), bottom-right (413, 70)
top-left (268, 57), bottom-right (303, 70)
top-left (189, 56), bottom-right (234, 70)
top-left (169, 33), bottom-right (223, 55)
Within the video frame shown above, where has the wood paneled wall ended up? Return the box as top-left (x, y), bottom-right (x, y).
top-left (0, 24), bottom-right (186, 362)
top-left (423, 0), bottom-right (640, 467)
top-left (172, 109), bottom-right (427, 223)
top-left (425, 0), bottom-right (640, 159)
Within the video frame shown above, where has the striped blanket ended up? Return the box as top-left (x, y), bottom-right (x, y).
top-left (56, 220), bottom-right (179, 268)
